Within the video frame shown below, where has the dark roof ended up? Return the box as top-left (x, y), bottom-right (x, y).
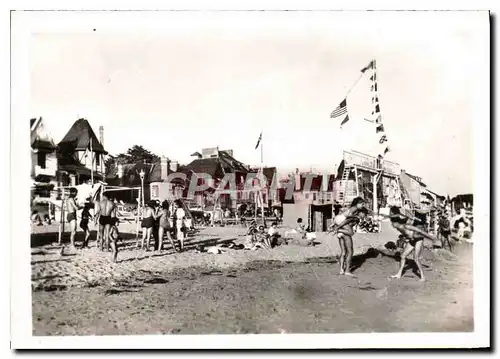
top-left (185, 158), bottom-right (222, 178)
top-left (218, 150), bottom-right (249, 173)
top-left (32, 138), bottom-right (56, 151)
top-left (58, 118), bottom-right (106, 154)
top-left (452, 193), bottom-right (473, 204)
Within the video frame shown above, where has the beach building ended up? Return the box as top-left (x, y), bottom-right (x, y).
top-left (57, 118), bottom-right (107, 187)
top-left (30, 117), bottom-right (58, 204)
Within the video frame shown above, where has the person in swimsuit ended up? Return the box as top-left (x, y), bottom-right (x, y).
top-left (80, 203), bottom-right (92, 248)
top-left (388, 207), bottom-right (439, 282)
top-left (331, 206), bottom-right (368, 277)
top-left (109, 217), bottom-right (120, 262)
top-left (140, 201), bottom-right (156, 251)
top-left (158, 200), bottom-right (177, 252)
top-left (329, 197), bottom-right (367, 277)
top-left (65, 187), bottom-right (81, 249)
top-left (95, 192), bottom-right (116, 252)
top-left (173, 200), bottom-right (186, 252)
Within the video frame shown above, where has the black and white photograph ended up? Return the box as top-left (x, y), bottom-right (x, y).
top-left (10, 8), bottom-right (490, 349)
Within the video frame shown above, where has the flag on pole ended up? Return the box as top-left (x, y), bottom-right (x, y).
top-left (255, 132), bottom-right (262, 150)
top-left (361, 60), bottom-right (375, 73)
top-left (376, 124), bottom-right (385, 133)
top-left (330, 99), bottom-right (347, 119)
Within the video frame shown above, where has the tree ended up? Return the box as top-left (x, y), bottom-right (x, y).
top-left (125, 145), bottom-right (160, 164)
top-left (105, 145), bottom-right (160, 177)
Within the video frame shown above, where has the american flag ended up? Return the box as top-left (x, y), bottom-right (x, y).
top-left (330, 99), bottom-right (347, 119)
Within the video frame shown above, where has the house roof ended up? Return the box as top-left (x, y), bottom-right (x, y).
top-left (32, 138), bottom-right (56, 151)
top-left (58, 118), bottom-right (106, 154)
top-left (405, 172), bottom-right (426, 186)
top-left (185, 158), bottom-right (222, 178)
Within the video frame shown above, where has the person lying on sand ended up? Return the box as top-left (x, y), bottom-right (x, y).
top-left (388, 207), bottom-right (439, 282)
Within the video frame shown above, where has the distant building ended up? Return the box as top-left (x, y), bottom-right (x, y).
top-left (57, 118), bottom-right (107, 187)
top-left (30, 117), bottom-right (58, 201)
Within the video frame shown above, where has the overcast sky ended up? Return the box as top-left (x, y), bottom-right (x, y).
top-left (27, 11), bottom-right (488, 196)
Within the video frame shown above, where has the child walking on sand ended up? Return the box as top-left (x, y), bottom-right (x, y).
top-left (388, 207), bottom-right (439, 282)
top-left (109, 217), bottom-right (120, 262)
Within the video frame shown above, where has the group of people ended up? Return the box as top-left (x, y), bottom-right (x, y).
top-left (61, 187), bottom-right (191, 262)
top-left (330, 197), bottom-right (441, 282)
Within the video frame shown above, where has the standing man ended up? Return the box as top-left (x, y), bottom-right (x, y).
top-left (95, 192), bottom-right (116, 251)
top-left (65, 187), bottom-right (80, 249)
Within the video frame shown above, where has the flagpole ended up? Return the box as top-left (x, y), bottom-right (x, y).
top-left (260, 129), bottom-right (265, 227)
top-left (90, 136), bottom-right (94, 184)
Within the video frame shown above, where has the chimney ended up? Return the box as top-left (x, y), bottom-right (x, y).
top-left (117, 164), bottom-right (123, 178)
top-left (294, 170), bottom-right (301, 191)
top-left (99, 126), bottom-right (104, 146)
top-left (170, 160), bottom-right (178, 173)
top-left (161, 156), bottom-right (169, 180)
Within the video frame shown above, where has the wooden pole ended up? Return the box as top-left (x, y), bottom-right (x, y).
top-left (372, 174), bottom-right (378, 214)
top-left (58, 193), bottom-right (64, 245)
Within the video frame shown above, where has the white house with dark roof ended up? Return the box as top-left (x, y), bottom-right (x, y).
top-left (31, 117), bottom-right (58, 200)
top-left (57, 118), bottom-right (107, 186)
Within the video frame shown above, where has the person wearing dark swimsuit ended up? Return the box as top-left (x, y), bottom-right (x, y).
top-left (80, 203), bottom-right (92, 248)
top-left (389, 207), bottom-right (438, 282)
top-left (65, 187), bottom-right (81, 251)
top-left (158, 200), bottom-right (177, 252)
top-left (140, 202), bottom-right (156, 251)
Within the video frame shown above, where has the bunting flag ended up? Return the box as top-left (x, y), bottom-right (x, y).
top-left (384, 146), bottom-right (390, 155)
top-left (330, 99), bottom-right (347, 119)
top-left (371, 83), bottom-right (378, 92)
top-left (379, 135), bottom-right (388, 144)
top-left (370, 73), bottom-right (377, 81)
top-left (254, 132), bottom-right (262, 150)
top-left (376, 124), bottom-right (385, 133)
top-left (361, 60), bottom-right (375, 73)
top-left (372, 96), bottom-right (379, 104)
top-left (340, 115), bottom-right (350, 128)
top-left (375, 115), bottom-right (382, 124)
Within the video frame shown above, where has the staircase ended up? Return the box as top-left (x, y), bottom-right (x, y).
top-left (338, 166), bottom-right (352, 206)
top-left (398, 179), bottom-right (414, 217)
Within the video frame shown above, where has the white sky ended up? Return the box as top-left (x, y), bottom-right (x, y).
top-left (27, 11), bottom-right (489, 196)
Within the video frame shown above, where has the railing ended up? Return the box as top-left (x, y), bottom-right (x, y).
top-left (343, 151), bottom-right (400, 176)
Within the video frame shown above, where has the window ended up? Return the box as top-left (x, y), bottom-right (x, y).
top-left (37, 152), bottom-right (46, 169)
top-left (151, 185), bottom-right (159, 198)
top-left (96, 154), bottom-right (100, 166)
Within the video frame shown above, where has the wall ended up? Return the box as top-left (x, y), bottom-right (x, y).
top-left (76, 150), bottom-right (105, 174)
top-left (399, 172), bottom-right (422, 207)
top-left (282, 203), bottom-right (310, 229)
